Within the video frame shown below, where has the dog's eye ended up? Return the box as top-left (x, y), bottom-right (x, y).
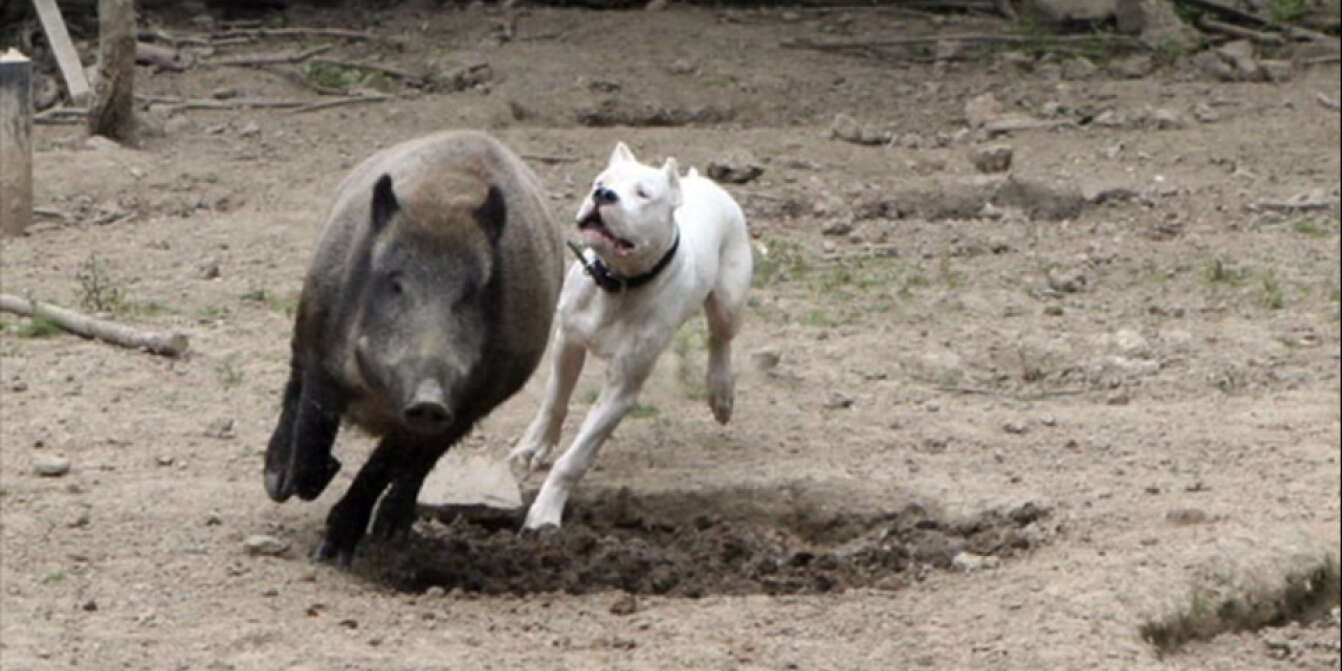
top-left (635, 186), bottom-right (650, 199)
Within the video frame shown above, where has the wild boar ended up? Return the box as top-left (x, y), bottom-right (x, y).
top-left (263, 130), bottom-right (564, 564)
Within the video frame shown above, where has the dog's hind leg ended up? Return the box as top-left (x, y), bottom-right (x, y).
top-left (703, 235), bottom-right (753, 425)
top-left (510, 334), bottom-right (587, 472)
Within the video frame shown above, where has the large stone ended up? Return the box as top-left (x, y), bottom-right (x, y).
top-left (1115, 0), bottom-right (1201, 51)
top-left (964, 92), bottom-right (1005, 128)
top-left (1025, 0), bottom-right (1114, 23)
top-left (1062, 56), bottom-right (1099, 80)
top-left (705, 149), bottom-right (764, 184)
top-left (971, 145), bottom-right (1014, 173)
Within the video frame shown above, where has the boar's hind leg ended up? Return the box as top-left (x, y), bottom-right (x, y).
top-left (370, 425), bottom-right (471, 541)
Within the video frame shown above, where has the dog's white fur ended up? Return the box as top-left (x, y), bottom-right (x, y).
top-left (509, 141), bottom-right (753, 530)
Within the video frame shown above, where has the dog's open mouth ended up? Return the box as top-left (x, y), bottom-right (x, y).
top-left (578, 208), bottom-right (636, 253)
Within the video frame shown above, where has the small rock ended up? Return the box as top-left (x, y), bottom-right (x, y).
top-left (666, 58), bottom-right (696, 76)
top-left (1036, 62), bottom-right (1063, 81)
top-left (609, 592), bottom-right (637, 615)
top-left (1061, 56), bottom-right (1098, 80)
top-left (1003, 421), bottom-right (1029, 435)
top-left (829, 113), bottom-right (891, 145)
top-left (970, 145), bottom-right (1013, 173)
top-left (424, 586), bottom-right (447, 598)
top-left (1106, 392), bottom-right (1131, 406)
top-left (1108, 54), bottom-right (1154, 79)
top-left (156, 455), bottom-right (175, 467)
top-left (238, 122), bottom-right (261, 138)
top-left (1092, 109), bottom-right (1125, 128)
top-left (824, 392), bottom-right (854, 409)
top-left (1192, 102), bottom-right (1220, 123)
top-left (1112, 328), bottom-right (1149, 357)
top-left (211, 87), bottom-right (239, 100)
top-left (1142, 106), bottom-right (1187, 130)
top-left (1039, 100), bottom-right (1063, 117)
top-left (751, 348), bottom-right (781, 371)
top-left (243, 534), bottom-right (289, 557)
top-left (643, 0), bottom-right (667, 10)
top-left (820, 220), bottom-right (853, 237)
top-left (964, 92), bottom-right (1004, 128)
top-left (951, 551), bottom-right (1000, 572)
top-left (1190, 49), bottom-right (1237, 81)
top-left (204, 512), bottom-right (223, 526)
top-left (1258, 59), bottom-right (1292, 82)
top-left (1215, 39), bottom-right (1259, 80)
top-left (33, 454), bottom-right (71, 477)
top-left (199, 262), bottom-right (221, 280)
top-left (82, 599), bottom-right (98, 612)
top-left (1047, 269), bottom-right (1087, 293)
top-left (205, 418), bottom-right (235, 440)
top-left (1166, 507), bottom-right (1210, 525)
top-left (705, 150), bottom-right (764, 184)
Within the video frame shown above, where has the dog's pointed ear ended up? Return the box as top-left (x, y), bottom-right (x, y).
top-left (609, 141), bottom-right (636, 167)
top-left (662, 158), bottom-right (683, 209)
top-left (371, 173), bottom-right (399, 232)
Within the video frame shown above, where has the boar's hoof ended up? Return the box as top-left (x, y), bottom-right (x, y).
top-left (370, 493), bottom-right (418, 541)
top-left (292, 455), bottom-right (342, 501)
top-left (310, 538), bottom-right (354, 567)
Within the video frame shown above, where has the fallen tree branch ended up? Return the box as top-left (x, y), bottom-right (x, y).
top-left (287, 93), bottom-right (389, 115)
top-left (1175, 0), bottom-right (1340, 44)
top-left (1196, 15), bottom-right (1286, 44)
top-left (211, 27), bottom-right (400, 46)
top-left (135, 94), bottom-right (308, 112)
top-left (1250, 198), bottom-right (1340, 212)
top-left (0, 294), bottom-right (189, 357)
top-left (1316, 91), bottom-right (1341, 111)
top-left (204, 44), bottom-right (334, 68)
top-left (520, 153), bottom-right (580, 164)
top-left (308, 57), bottom-right (425, 83)
top-left (137, 28), bottom-right (210, 47)
top-left (782, 32), bottom-right (1148, 53)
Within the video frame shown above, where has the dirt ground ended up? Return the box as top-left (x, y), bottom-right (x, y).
top-left (2, 3), bottom-right (1340, 670)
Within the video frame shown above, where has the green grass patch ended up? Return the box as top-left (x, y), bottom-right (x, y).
top-left (75, 253), bottom-right (127, 314)
top-left (12, 315), bottom-right (62, 338)
top-left (1139, 554), bottom-right (1340, 656)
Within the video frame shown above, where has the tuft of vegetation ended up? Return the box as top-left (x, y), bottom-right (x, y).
top-left (12, 315), bottom-right (61, 338)
top-left (1259, 275), bottom-right (1285, 310)
top-left (1204, 257), bottom-right (1249, 285)
top-left (1270, 0), bottom-right (1310, 24)
top-left (216, 356), bottom-right (244, 389)
top-left (1139, 554), bottom-right (1340, 656)
top-left (1291, 218), bottom-right (1337, 237)
top-left (75, 253), bottom-right (127, 313)
top-left (629, 403), bottom-right (659, 419)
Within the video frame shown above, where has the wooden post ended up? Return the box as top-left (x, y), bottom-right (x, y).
top-left (87, 0), bottom-right (135, 143)
top-left (1, 49), bottom-right (33, 237)
top-left (31, 0), bottom-right (92, 106)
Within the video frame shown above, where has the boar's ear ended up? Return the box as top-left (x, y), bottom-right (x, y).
top-left (474, 185), bottom-right (506, 244)
top-left (370, 173), bottom-right (399, 233)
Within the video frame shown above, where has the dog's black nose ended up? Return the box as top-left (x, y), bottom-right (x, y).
top-left (593, 187), bottom-right (618, 205)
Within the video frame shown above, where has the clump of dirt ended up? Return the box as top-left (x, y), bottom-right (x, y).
top-left (357, 485), bottom-right (1053, 597)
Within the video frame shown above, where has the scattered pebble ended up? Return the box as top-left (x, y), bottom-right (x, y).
top-left (829, 113), bottom-right (891, 145)
top-left (1003, 421), bottom-right (1029, 435)
top-left (424, 586), bottom-right (447, 598)
top-left (951, 551), bottom-right (1000, 572)
top-left (1166, 507), bottom-right (1210, 525)
top-left (824, 392), bottom-right (854, 410)
top-left (750, 348), bottom-right (781, 372)
top-left (243, 534), bottom-right (289, 557)
top-left (33, 454), bottom-right (71, 477)
top-left (971, 145), bottom-right (1013, 173)
top-left (609, 592), bottom-right (637, 615)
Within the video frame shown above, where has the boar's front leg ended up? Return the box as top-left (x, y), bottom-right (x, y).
top-left (312, 432), bottom-right (404, 565)
top-left (264, 363), bottom-right (343, 503)
top-left (369, 421), bottom-right (473, 542)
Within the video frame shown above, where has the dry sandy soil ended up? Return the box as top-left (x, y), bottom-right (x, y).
top-left (2, 3), bottom-right (1340, 670)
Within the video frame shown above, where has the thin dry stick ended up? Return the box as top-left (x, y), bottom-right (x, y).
top-left (521, 153), bottom-right (580, 164)
top-left (308, 57), bottom-right (424, 82)
top-left (782, 33), bottom-right (1147, 51)
top-left (135, 95), bottom-right (309, 112)
top-left (1251, 198), bottom-right (1340, 212)
top-left (288, 94), bottom-right (389, 115)
top-left (204, 44), bottom-right (334, 68)
top-left (1196, 15), bottom-right (1286, 44)
top-left (0, 294), bottom-right (189, 357)
top-left (1316, 92), bottom-right (1341, 111)
top-left (211, 27), bottom-right (399, 45)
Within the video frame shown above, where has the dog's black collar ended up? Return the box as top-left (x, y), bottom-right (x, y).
top-left (567, 232), bottom-right (680, 293)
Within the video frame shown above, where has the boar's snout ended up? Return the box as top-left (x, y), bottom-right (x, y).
top-left (403, 378), bottom-right (453, 434)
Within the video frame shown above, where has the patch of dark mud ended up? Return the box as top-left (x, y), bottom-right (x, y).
top-left (357, 482), bottom-right (1055, 597)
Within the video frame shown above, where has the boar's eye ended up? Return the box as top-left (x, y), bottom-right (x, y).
top-left (386, 272), bottom-right (405, 296)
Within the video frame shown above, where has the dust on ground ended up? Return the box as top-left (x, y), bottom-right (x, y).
top-left (1, 4), bottom-right (1339, 670)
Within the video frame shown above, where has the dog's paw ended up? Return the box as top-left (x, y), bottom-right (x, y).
top-left (506, 441), bottom-right (552, 473)
top-left (521, 499), bottom-right (565, 532)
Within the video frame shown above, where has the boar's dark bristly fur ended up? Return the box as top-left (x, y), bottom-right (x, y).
top-left (263, 130), bottom-right (564, 564)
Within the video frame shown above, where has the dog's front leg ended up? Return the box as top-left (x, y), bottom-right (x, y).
top-left (522, 358), bottom-right (652, 531)
top-left (510, 334), bottom-right (586, 472)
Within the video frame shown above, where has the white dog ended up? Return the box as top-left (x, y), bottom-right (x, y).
top-left (509, 141), bottom-right (753, 531)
